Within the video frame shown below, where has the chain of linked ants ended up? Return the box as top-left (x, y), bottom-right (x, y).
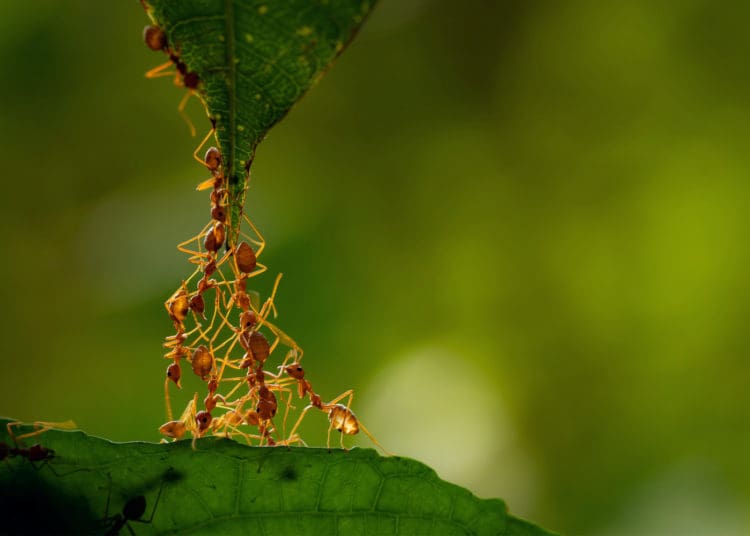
top-left (156, 143), bottom-right (369, 449)
top-left (143, 19), bottom-right (387, 452)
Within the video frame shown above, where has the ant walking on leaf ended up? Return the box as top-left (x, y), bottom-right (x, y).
top-left (1, 420), bottom-right (77, 473)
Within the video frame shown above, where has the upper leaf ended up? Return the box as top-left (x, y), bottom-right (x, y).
top-left (143, 0), bottom-right (375, 242)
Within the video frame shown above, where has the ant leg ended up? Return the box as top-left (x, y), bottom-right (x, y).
top-left (357, 420), bottom-right (393, 456)
top-left (242, 213), bottom-right (266, 257)
top-left (192, 127), bottom-right (217, 168)
top-left (139, 472), bottom-right (168, 525)
top-left (164, 378), bottom-right (174, 421)
top-left (262, 321), bottom-right (303, 362)
top-left (288, 404), bottom-right (315, 441)
top-left (280, 389), bottom-right (296, 440)
top-left (191, 286), bottom-right (224, 345)
top-left (254, 274), bottom-right (282, 331)
top-left (215, 336), bottom-right (241, 380)
top-left (221, 376), bottom-right (248, 404)
top-left (214, 248), bottom-right (234, 269)
top-left (176, 222), bottom-right (212, 258)
top-left (145, 60), bottom-right (175, 79)
top-left (178, 90), bottom-right (197, 137)
top-left (8, 420), bottom-right (76, 444)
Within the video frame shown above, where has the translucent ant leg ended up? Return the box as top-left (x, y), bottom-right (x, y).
top-left (259, 319), bottom-right (304, 362)
top-left (357, 420), bottom-right (393, 456)
top-left (277, 434), bottom-right (307, 447)
top-left (254, 273), bottom-right (282, 330)
top-left (221, 376), bottom-right (247, 402)
top-left (164, 378), bottom-right (174, 421)
top-left (288, 404), bottom-right (315, 442)
top-left (190, 287), bottom-right (224, 345)
top-left (7, 420), bottom-right (77, 444)
top-left (215, 336), bottom-right (241, 381)
top-left (280, 389), bottom-right (296, 440)
top-left (196, 177), bottom-right (218, 191)
top-left (210, 305), bottom-right (238, 350)
top-left (178, 90), bottom-right (197, 137)
top-left (214, 248), bottom-right (234, 269)
top-left (145, 60), bottom-right (175, 79)
top-left (242, 213), bottom-right (266, 257)
top-left (192, 127), bottom-right (218, 168)
top-left (176, 221), bottom-right (213, 258)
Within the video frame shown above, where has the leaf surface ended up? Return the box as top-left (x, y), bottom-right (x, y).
top-left (0, 420), bottom-right (556, 535)
top-left (143, 0), bottom-right (375, 243)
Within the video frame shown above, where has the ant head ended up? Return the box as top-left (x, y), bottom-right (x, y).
top-left (284, 363), bottom-right (305, 380)
top-left (188, 294), bottom-right (205, 316)
top-left (143, 25), bottom-right (166, 51)
top-left (166, 362), bottom-right (181, 386)
top-left (240, 310), bottom-right (257, 331)
top-left (27, 444), bottom-right (54, 462)
top-left (195, 411), bottom-right (212, 433)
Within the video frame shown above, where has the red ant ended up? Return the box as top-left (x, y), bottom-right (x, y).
top-left (142, 22), bottom-right (204, 136)
top-left (1, 420), bottom-right (76, 472)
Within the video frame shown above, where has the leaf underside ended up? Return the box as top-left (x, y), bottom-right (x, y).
top-left (0, 420), bottom-right (556, 535)
top-left (144, 0), bottom-right (375, 242)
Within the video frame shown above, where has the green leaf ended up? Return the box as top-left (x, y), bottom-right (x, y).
top-left (0, 419), bottom-right (557, 535)
top-left (142, 0), bottom-right (375, 244)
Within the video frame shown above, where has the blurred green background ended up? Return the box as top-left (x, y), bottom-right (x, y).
top-left (1, 1), bottom-right (749, 534)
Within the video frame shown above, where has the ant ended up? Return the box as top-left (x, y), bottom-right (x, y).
top-left (288, 390), bottom-right (391, 455)
top-left (101, 468), bottom-right (176, 536)
top-left (0, 442), bottom-right (55, 467)
top-left (142, 22), bottom-right (204, 136)
top-left (1, 420), bottom-right (76, 473)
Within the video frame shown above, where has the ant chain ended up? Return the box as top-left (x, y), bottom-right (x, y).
top-left (142, 17), bottom-right (387, 453)
top-left (157, 132), bottom-right (389, 452)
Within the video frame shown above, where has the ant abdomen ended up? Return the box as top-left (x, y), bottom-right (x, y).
top-left (328, 405), bottom-right (359, 435)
